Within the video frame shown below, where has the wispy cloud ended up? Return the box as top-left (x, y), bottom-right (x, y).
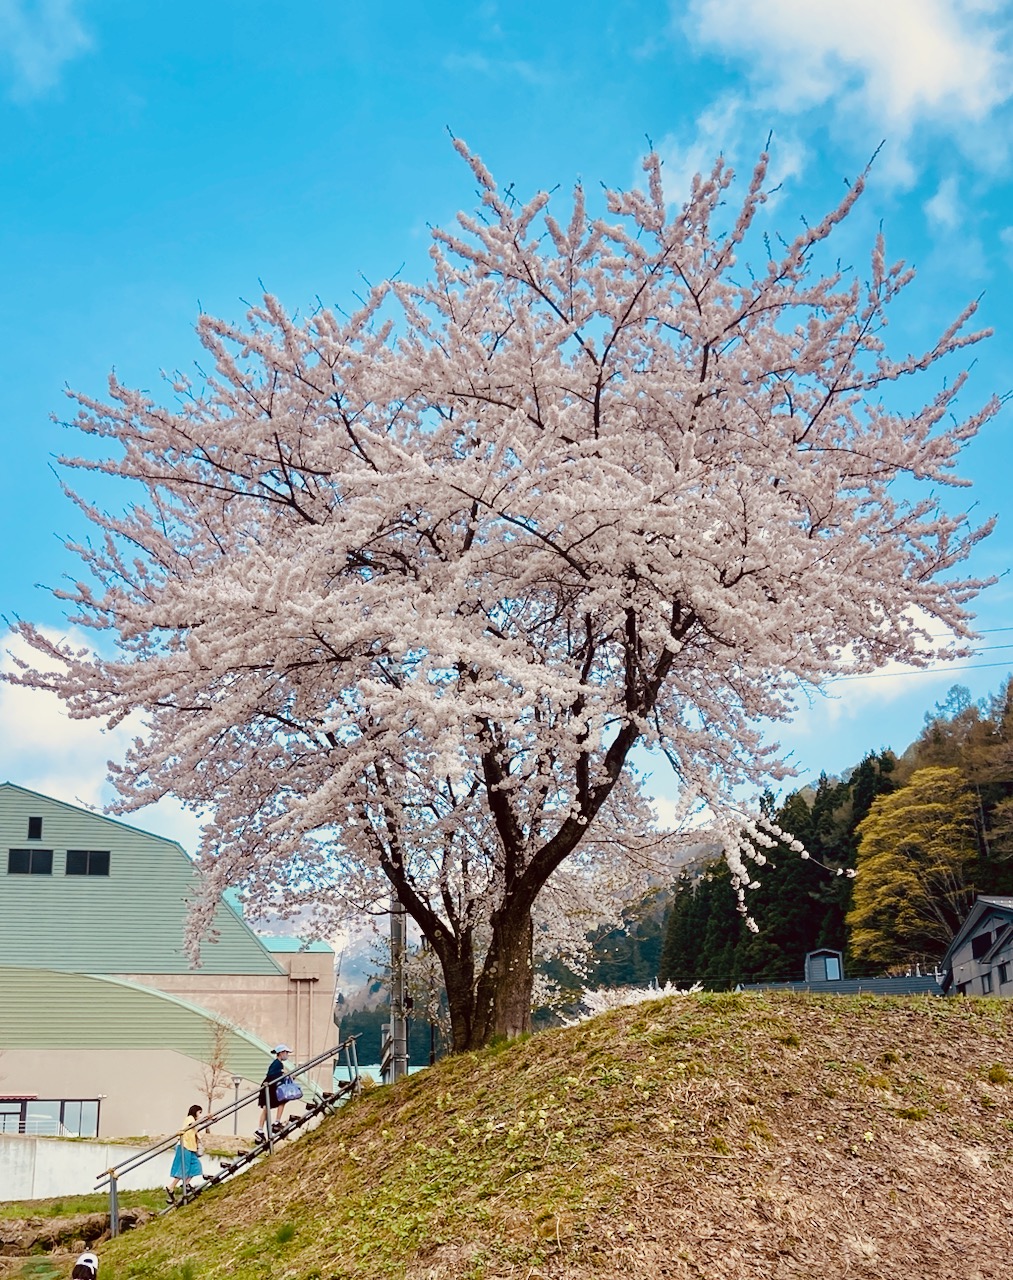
top-left (442, 50), bottom-right (545, 85)
top-left (924, 174), bottom-right (962, 230)
top-left (0, 628), bottom-right (201, 849)
top-left (0, 0), bottom-right (91, 101)
top-left (653, 95), bottom-right (806, 209)
top-left (682, 0), bottom-right (1012, 174)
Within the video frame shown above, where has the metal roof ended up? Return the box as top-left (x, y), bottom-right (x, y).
top-left (738, 976), bottom-right (943, 996)
top-left (0, 964), bottom-right (273, 1080)
top-left (0, 783), bottom-right (284, 976)
top-left (940, 896), bottom-right (1013, 975)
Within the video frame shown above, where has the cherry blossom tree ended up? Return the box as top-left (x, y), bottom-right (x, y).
top-left (11, 144), bottom-right (997, 1050)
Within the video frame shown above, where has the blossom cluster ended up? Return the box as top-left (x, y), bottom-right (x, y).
top-left (8, 142), bottom-right (995, 1044)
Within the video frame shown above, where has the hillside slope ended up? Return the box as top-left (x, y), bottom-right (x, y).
top-left (101, 992), bottom-right (1013, 1278)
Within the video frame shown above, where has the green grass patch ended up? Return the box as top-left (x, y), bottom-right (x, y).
top-left (0, 1190), bottom-right (162, 1219)
top-left (70, 993), bottom-right (1013, 1280)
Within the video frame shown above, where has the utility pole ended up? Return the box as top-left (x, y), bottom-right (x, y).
top-left (389, 893), bottom-right (409, 1081)
top-left (422, 937), bottom-right (438, 1065)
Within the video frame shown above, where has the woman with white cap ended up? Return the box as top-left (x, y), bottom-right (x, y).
top-left (254, 1044), bottom-right (291, 1144)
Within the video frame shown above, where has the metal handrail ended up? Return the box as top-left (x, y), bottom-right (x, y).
top-left (95, 1036), bottom-right (360, 1234)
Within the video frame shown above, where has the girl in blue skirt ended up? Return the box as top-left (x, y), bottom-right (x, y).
top-left (165, 1104), bottom-right (204, 1203)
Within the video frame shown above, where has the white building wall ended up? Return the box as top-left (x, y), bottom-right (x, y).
top-left (0, 1133), bottom-right (159, 1199)
top-left (0, 1048), bottom-right (264, 1140)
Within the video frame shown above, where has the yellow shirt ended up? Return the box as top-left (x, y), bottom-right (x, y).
top-left (179, 1119), bottom-right (199, 1152)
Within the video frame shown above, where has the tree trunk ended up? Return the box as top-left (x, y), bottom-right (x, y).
top-left (475, 907), bottom-right (534, 1045)
top-left (440, 946), bottom-right (479, 1055)
top-left (435, 906), bottom-right (534, 1053)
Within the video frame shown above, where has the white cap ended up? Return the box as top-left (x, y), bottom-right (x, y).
top-left (273, 1044), bottom-right (291, 1054)
top-left (78, 1254), bottom-right (99, 1269)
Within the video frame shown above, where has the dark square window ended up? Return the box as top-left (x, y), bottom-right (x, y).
top-left (999, 963), bottom-right (1009, 985)
top-left (972, 930), bottom-right (995, 959)
top-left (983, 970), bottom-right (994, 993)
top-left (8, 848), bottom-right (53, 875)
top-left (27, 817), bottom-right (42, 840)
top-left (65, 850), bottom-right (110, 877)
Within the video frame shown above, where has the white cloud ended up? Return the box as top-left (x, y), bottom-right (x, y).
top-left (654, 93), bottom-right (749, 204)
top-left (0, 628), bottom-right (201, 850)
top-left (924, 174), bottom-right (962, 230)
top-left (805, 664), bottom-right (959, 729)
top-left (653, 95), bottom-right (807, 215)
top-left (684, 0), bottom-right (1012, 144)
top-left (0, 0), bottom-right (91, 100)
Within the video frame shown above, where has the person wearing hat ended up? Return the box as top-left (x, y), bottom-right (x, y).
top-left (71, 1252), bottom-right (99, 1280)
top-left (255, 1044), bottom-right (291, 1143)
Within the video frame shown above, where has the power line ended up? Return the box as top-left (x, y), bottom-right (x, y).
top-left (831, 660), bottom-right (1012, 683)
top-left (926, 627), bottom-right (1013, 637)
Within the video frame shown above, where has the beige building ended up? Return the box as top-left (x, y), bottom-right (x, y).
top-left (0, 783), bottom-right (337, 1138)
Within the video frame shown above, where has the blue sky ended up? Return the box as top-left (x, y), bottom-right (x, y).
top-left (0, 0), bottom-right (1011, 850)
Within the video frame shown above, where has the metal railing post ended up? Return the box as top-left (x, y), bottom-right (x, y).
top-left (93, 1037), bottom-right (360, 1203)
top-left (108, 1170), bottom-right (119, 1238)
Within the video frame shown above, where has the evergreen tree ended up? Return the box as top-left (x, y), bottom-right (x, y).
top-left (586, 891), bottom-right (667, 989)
top-left (658, 750), bottom-right (898, 986)
top-left (658, 869), bottom-right (723, 986)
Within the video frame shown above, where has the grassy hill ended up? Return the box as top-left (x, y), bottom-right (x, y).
top-left (93, 991), bottom-right (1013, 1279)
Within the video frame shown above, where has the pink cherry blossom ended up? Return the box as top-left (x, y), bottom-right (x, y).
top-left (7, 143), bottom-right (996, 1049)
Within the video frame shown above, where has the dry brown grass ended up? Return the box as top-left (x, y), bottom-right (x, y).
top-left (89, 992), bottom-right (1013, 1279)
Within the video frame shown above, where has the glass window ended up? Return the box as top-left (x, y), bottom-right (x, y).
top-left (0, 1105), bottom-right (22, 1134)
top-left (982, 970), bottom-right (993, 994)
top-left (24, 1100), bottom-right (61, 1136)
top-left (61, 1099), bottom-right (83, 1135)
top-left (27, 816), bottom-right (42, 840)
top-left (999, 963), bottom-right (1009, 985)
top-left (70, 1095), bottom-right (99, 1136)
top-left (66, 850), bottom-right (110, 876)
top-left (825, 956), bottom-right (841, 981)
top-left (8, 848), bottom-right (53, 875)
top-left (972, 931), bottom-right (994, 959)
top-left (0, 1098), bottom-right (99, 1137)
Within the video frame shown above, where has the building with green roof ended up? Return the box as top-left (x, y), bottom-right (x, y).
top-left (0, 783), bottom-right (335, 1138)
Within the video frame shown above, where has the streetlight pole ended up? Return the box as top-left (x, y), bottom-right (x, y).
top-left (232, 1076), bottom-right (242, 1135)
top-left (390, 893), bottom-right (409, 1081)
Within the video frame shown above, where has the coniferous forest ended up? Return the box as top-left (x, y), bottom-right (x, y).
top-left (643, 677), bottom-right (1013, 990)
